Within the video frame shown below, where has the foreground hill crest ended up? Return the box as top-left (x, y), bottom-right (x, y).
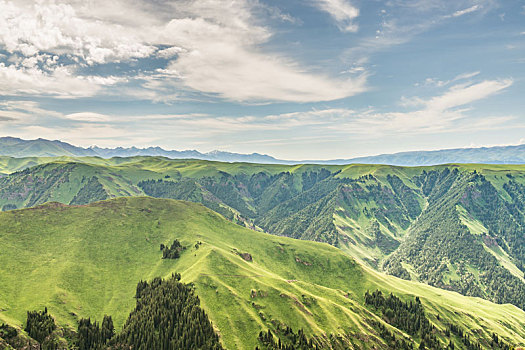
top-left (0, 197), bottom-right (524, 349)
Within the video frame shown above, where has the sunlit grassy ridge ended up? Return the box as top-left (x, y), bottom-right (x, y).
top-left (0, 197), bottom-right (524, 349)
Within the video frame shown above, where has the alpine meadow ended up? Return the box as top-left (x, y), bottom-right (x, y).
top-left (1, 0), bottom-right (525, 349)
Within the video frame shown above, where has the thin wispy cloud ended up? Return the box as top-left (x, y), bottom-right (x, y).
top-left (345, 0), bottom-right (496, 62)
top-left (314, 0), bottom-right (359, 32)
top-left (417, 71), bottom-right (481, 88)
top-left (0, 77), bottom-right (517, 156)
top-left (449, 5), bottom-right (481, 18)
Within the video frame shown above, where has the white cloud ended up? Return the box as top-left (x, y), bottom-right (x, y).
top-left (0, 63), bottom-right (100, 98)
top-left (157, 47), bottom-right (185, 59)
top-left (250, 78), bottom-right (516, 137)
top-left (167, 42), bottom-right (367, 102)
top-left (314, 0), bottom-right (359, 32)
top-left (416, 71), bottom-right (481, 88)
top-left (425, 79), bottom-right (512, 111)
top-left (64, 113), bottom-right (112, 122)
top-left (0, 1), bottom-right (156, 65)
top-left (453, 71), bottom-right (481, 81)
top-left (0, 77), bottom-right (519, 157)
top-left (0, 0), bottom-right (366, 102)
top-left (450, 5), bottom-right (480, 17)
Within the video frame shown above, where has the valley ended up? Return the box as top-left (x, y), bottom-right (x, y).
top-left (1, 157), bottom-right (525, 316)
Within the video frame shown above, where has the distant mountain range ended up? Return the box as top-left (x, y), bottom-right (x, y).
top-left (0, 136), bottom-right (281, 163)
top-left (1, 136), bottom-right (525, 165)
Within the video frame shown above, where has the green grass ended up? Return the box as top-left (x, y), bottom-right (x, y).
top-left (457, 205), bottom-right (488, 235)
top-left (0, 197), bottom-right (524, 349)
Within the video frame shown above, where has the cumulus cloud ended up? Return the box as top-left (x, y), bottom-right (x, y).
top-left (0, 0), bottom-right (156, 65)
top-left (0, 0), bottom-right (366, 102)
top-left (0, 63), bottom-right (101, 97)
top-left (314, 0), bottom-right (359, 32)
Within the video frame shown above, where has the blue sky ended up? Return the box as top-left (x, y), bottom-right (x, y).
top-left (0, 0), bottom-right (524, 160)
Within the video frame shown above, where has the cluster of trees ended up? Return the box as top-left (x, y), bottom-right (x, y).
top-left (70, 176), bottom-right (108, 205)
top-left (368, 220), bottom-right (400, 255)
top-left (445, 323), bottom-right (513, 350)
top-left (1, 203), bottom-right (17, 211)
top-left (138, 178), bottom-right (236, 221)
top-left (19, 274), bottom-right (222, 350)
top-left (10, 283), bottom-right (518, 350)
top-left (385, 169), bottom-right (525, 311)
top-left (161, 239), bottom-right (186, 259)
top-left (364, 290), bottom-right (441, 348)
top-left (255, 326), bottom-right (357, 350)
top-left (25, 308), bottom-right (56, 344)
top-left (137, 170), bottom-right (426, 250)
top-left (0, 323), bottom-right (18, 346)
top-left (115, 273), bottom-right (222, 349)
top-left (76, 316), bottom-right (114, 350)
top-left (0, 323), bottom-right (17, 340)
top-left (478, 179), bottom-right (525, 275)
top-left (256, 328), bottom-right (314, 350)
top-left (1, 322), bottom-right (41, 349)
top-left (367, 319), bottom-right (414, 349)
top-left (365, 290), bottom-right (515, 350)
top-left (255, 319), bottom-right (452, 350)
top-left (0, 163), bottom-right (77, 208)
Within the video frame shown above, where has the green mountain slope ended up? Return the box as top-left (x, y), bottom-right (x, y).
top-left (1, 157), bottom-right (525, 314)
top-left (0, 197), bottom-right (524, 349)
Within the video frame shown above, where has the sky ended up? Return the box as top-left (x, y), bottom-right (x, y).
top-left (0, 0), bottom-right (524, 160)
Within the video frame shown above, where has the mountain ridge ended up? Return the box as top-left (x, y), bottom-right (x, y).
top-left (2, 136), bottom-right (525, 165)
top-left (1, 197), bottom-right (524, 349)
top-left (1, 157), bottom-right (525, 315)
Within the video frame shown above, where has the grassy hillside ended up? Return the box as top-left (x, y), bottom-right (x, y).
top-left (0, 197), bottom-right (524, 349)
top-left (1, 157), bottom-right (525, 314)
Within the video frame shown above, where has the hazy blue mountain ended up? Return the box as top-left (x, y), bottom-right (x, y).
top-left (90, 146), bottom-right (282, 163)
top-left (1, 137), bottom-right (525, 165)
top-left (0, 137), bottom-right (283, 163)
top-left (316, 144), bottom-right (525, 166)
top-left (0, 137), bottom-right (98, 158)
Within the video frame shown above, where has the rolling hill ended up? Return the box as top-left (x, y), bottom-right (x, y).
top-left (0, 197), bottom-right (524, 349)
top-left (0, 157), bottom-right (524, 317)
